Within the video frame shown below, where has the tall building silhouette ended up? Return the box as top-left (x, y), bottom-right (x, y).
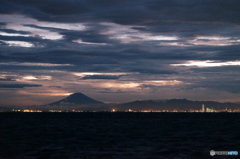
top-left (202, 104), bottom-right (205, 112)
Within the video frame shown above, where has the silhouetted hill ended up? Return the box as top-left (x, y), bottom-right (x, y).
top-left (117, 99), bottom-right (240, 111)
top-left (48, 93), bottom-right (104, 106)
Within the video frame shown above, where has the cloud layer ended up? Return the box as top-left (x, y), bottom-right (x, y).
top-left (0, 0), bottom-right (240, 105)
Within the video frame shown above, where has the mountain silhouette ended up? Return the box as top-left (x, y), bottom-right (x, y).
top-left (118, 99), bottom-right (240, 111)
top-left (48, 93), bottom-right (104, 106)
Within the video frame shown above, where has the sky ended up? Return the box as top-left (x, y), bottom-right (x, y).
top-left (0, 0), bottom-right (240, 106)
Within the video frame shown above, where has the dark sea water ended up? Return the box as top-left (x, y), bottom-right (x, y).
top-left (0, 112), bottom-right (239, 159)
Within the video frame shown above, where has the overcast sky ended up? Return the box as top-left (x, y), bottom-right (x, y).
top-left (0, 0), bottom-right (240, 106)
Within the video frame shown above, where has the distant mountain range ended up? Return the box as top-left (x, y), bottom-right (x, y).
top-left (118, 99), bottom-right (240, 111)
top-left (46, 93), bottom-right (240, 111)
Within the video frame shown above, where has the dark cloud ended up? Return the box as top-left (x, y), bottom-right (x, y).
top-left (183, 80), bottom-right (240, 94)
top-left (128, 67), bottom-right (178, 75)
top-left (1, 29), bottom-right (31, 35)
top-left (81, 75), bottom-right (123, 80)
top-left (216, 45), bottom-right (240, 60)
top-left (139, 84), bottom-right (168, 89)
top-left (2, 0), bottom-right (88, 15)
top-left (0, 83), bottom-right (42, 88)
top-left (146, 0), bottom-right (240, 24)
top-left (60, 30), bottom-right (113, 44)
top-left (89, 0), bottom-right (128, 7)
top-left (0, 22), bottom-right (6, 28)
top-left (97, 91), bottom-right (127, 94)
top-left (191, 66), bottom-right (240, 73)
top-left (48, 86), bottom-right (62, 88)
top-left (0, 78), bottom-right (15, 81)
top-left (23, 24), bottom-right (117, 44)
top-left (0, 0), bottom-right (239, 24)
top-left (0, 35), bottom-right (45, 42)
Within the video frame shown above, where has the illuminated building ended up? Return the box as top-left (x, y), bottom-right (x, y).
top-left (126, 109), bottom-right (133, 112)
top-left (206, 108), bottom-right (214, 112)
top-left (23, 109), bottom-right (42, 112)
top-left (202, 104), bottom-right (205, 112)
top-left (12, 109), bottom-right (21, 112)
top-left (49, 110), bottom-right (62, 112)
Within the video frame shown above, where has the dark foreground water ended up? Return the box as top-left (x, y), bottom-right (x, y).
top-left (0, 112), bottom-right (239, 159)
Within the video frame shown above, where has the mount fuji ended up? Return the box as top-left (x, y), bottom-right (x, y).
top-left (48, 93), bottom-right (104, 106)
